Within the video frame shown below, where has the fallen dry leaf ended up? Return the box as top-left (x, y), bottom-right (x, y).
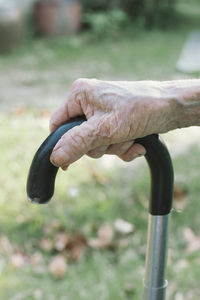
top-left (0, 235), bottom-right (13, 254)
top-left (11, 252), bottom-right (27, 269)
top-left (89, 223), bottom-right (114, 250)
top-left (43, 219), bottom-right (62, 235)
top-left (66, 233), bottom-right (87, 261)
top-left (88, 238), bottom-right (110, 250)
top-left (71, 244), bottom-right (85, 261)
top-left (183, 227), bottom-right (200, 254)
top-left (114, 219), bottom-right (134, 235)
top-left (30, 252), bottom-right (43, 266)
top-left (38, 109), bottom-right (51, 118)
top-left (66, 233), bottom-right (87, 250)
top-left (173, 183), bottom-right (188, 211)
top-left (98, 223), bottom-right (114, 243)
top-left (48, 255), bottom-right (67, 279)
top-left (40, 231), bottom-right (87, 261)
top-left (12, 106), bottom-right (27, 116)
top-left (91, 170), bottom-right (107, 184)
top-left (55, 233), bottom-right (70, 252)
top-left (87, 166), bottom-right (108, 184)
top-left (40, 238), bottom-right (53, 252)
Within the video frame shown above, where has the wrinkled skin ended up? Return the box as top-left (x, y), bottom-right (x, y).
top-left (50, 78), bottom-right (200, 170)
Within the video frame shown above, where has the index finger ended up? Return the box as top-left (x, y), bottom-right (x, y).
top-left (49, 94), bottom-right (84, 133)
top-left (49, 78), bottom-right (92, 132)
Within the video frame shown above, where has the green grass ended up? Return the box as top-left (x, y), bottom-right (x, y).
top-left (0, 113), bottom-right (149, 300)
top-left (0, 29), bottom-right (187, 82)
top-left (1, 114), bottom-right (200, 300)
top-left (0, 9), bottom-right (198, 85)
top-left (0, 3), bottom-right (200, 299)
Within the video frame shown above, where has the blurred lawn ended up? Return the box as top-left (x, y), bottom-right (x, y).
top-left (0, 2), bottom-right (200, 300)
top-left (1, 1), bottom-right (200, 111)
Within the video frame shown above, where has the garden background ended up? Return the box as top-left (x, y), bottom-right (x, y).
top-left (0, 1), bottom-right (200, 299)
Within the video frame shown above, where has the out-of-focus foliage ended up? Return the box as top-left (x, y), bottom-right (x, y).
top-left (84, 9), bottom-right (129, 38)
top-left (82, 0), bottom-right (144, 15)
top-left (82, 0), bottom-right (177, 29)
top-left (144, 0), bottom-right (178, 28)
top-left (0, 1), bottom-right (200, 299)
top-left (82, 0), bottom-right (110, 11)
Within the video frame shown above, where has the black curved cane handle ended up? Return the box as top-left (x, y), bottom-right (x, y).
top-left (136, 135), bottom-right (174, 215)
top-left (26, 116), bottom-right (173, 215)
top-left (26, 116), bottom-right (86, 204)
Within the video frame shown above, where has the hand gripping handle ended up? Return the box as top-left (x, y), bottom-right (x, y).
top-left (26, 116), bottom-right (173, 215)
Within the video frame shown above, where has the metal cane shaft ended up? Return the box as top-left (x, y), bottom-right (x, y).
top-left (143, 214), bottom-right (169, 300)
top-left (136, 135), bottom-right (173, 300)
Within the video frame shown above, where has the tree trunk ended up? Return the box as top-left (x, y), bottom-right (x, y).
top-left (144, 0), bottom-right (156, 28)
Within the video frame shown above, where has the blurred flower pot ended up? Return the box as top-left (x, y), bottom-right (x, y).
top-left (0, 4), bottom-right (24, 53)
top-left (34, 0), bottom-right (82, 36)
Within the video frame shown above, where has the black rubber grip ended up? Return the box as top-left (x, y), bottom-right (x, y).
top-left (136, 134), bottom-right (174, 215)
top-left (26, 116), bottom-right (86, 204)
top-left (26, 116), bottom-right (173, 215)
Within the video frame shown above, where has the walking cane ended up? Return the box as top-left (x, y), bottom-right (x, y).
top-left (27, 116), bottom-right (174, 300)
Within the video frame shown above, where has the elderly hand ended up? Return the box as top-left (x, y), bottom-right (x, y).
top-left (49, 78), bottom-right (188, 170)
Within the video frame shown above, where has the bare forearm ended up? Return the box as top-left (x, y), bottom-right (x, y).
top-left (163, 79), bottom-right (200, 128)
top-left (49, 78), bottom-right (200, 168)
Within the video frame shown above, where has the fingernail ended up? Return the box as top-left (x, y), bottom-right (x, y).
top-left (50, 153), bottom-right (60, 167)
top-left (61, 164), bottom-right (69, 171)
top-left (50, 159), bottom-right (59, 167)
top-left (50, 146), bottom-right (69, 167)
top-left (138, 149), bottom-right (146, 156)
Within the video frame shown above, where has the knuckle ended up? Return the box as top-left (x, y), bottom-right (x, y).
top-left (87, 149), bottom-right (103, 158)
top-left (87, 152), bottom-right (103, 159)
top-left (121, 156), bottom-right (133, 162)
top-left (72, 78), bottom-right (89, 90)
top-left (52, 148), bottom-right (67, 166)
top-left (119, 153), bottom-right (136, 162)
top-left (67, 127), bottom-right (88, 152)
top-left (96, 115), bottom-right (113, 140)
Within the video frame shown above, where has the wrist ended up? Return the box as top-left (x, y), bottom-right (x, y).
top-left (162, 80), bottom-right (200, 128)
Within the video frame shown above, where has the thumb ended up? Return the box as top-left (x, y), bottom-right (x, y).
top-left (50, 119), bottom-right (99, 169)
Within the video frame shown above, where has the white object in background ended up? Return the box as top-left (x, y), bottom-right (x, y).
top-left (177, 31), bottom-right (200, 73)
top-left (114, 218), bottom-right (134, 234)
